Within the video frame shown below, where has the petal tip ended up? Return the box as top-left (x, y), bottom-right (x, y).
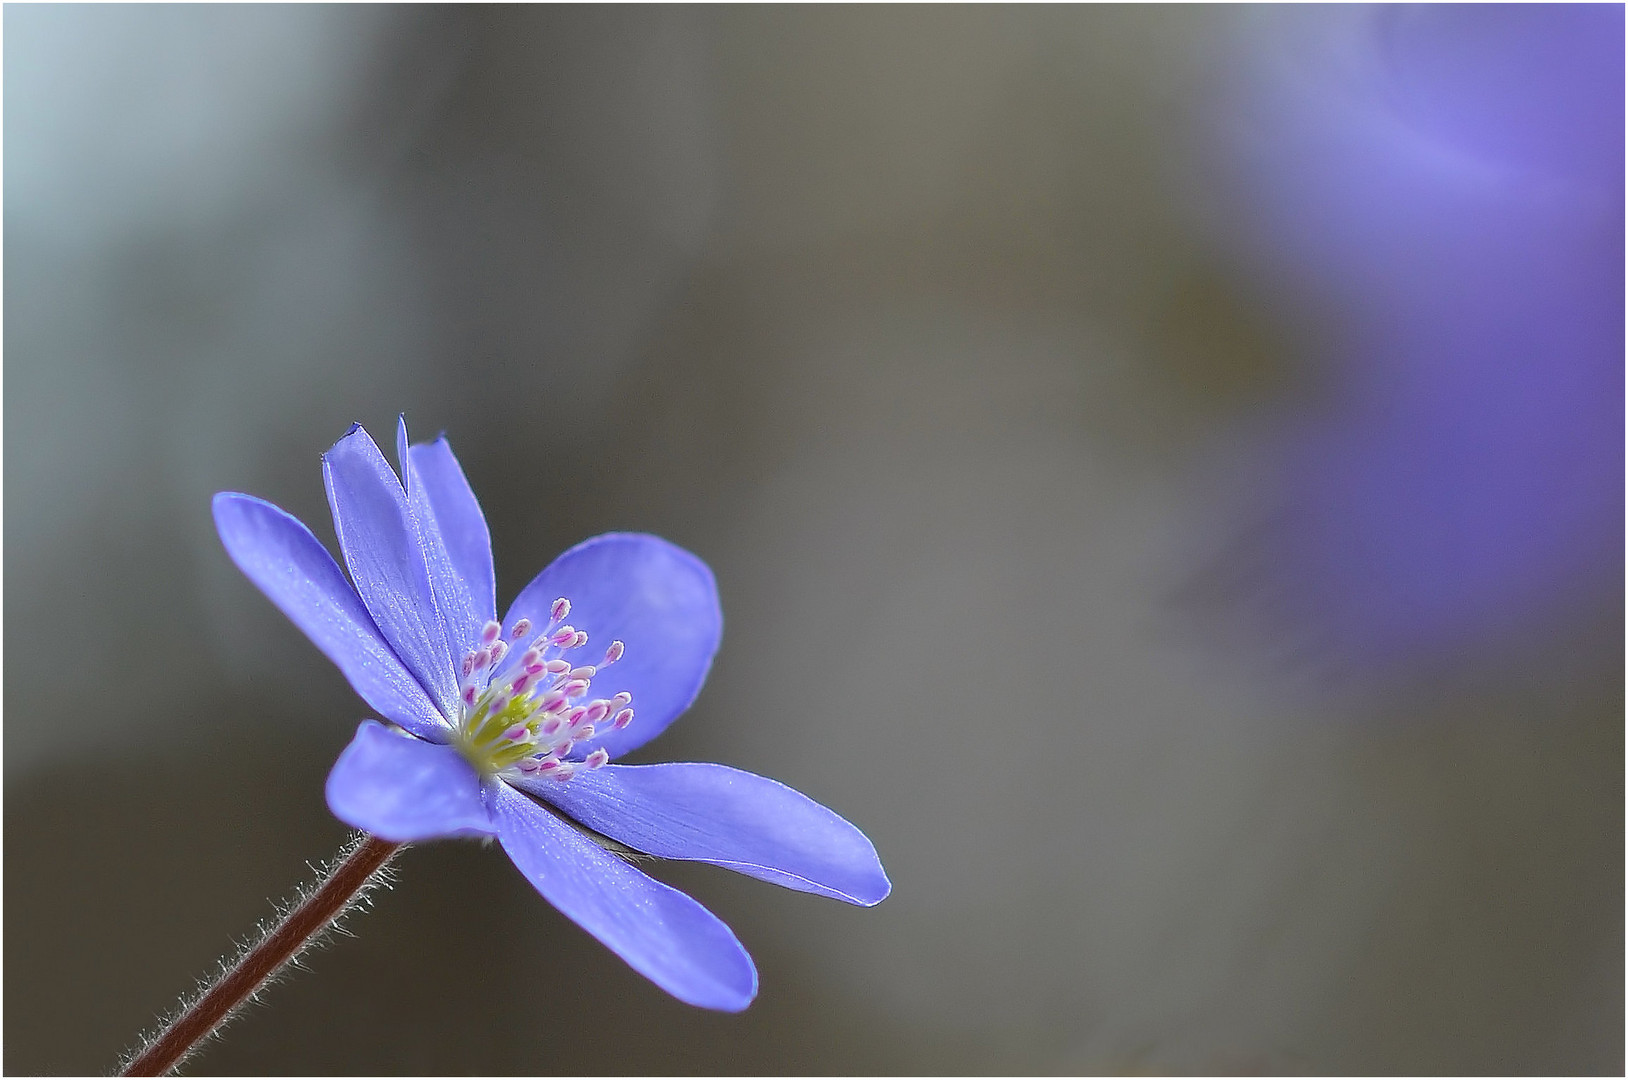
top-left (211, 490), bottom-right (291, 554)
top-left (843, 837), bottom-right (892, 906)
top-left (705, 975), bottom-right (759, 1014)
top-left (326, 422), bottom-right (373, 459)
top-left (676, 944), bottom-right (758, 1012)
top-left (854, 865), bottom-right (892, 907)
top-left (211, 489), bottom-right (251, 524)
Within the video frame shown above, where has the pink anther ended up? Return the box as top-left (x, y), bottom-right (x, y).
top-left (570, 630), bottom-right (589, 649)
top-left (550, 598), bottom-right (571, 622)
top-left (562, 679), bottom-right (590, 699)
top-left (585, 700), bottom-right (611, 725)
top-left (548, 626), bottom-right (577, 647)
top-left (463, 685), bottom-right (479, 707)
top-left (585, 749), bottom-right (610, 770)
top-left (510, 618), bottom-right (532, 640)
top-left (566, 706), bottom-right (589, 727)
top-left (541, 717), bottom-right (562, 737)
top-left (481, 620), bottom-right (502, 644)
top-left (504, 724), bottom-right (529, 742)
top-left (612, 708), bottom-right (634, 730)
top-left (568, 665), bottom-right (596, 681)
top-left (488, 640), bottom-right (508, 665)
top-left (544, 659), bottom-right (571, 674)
top-left (461, 654), bottom-right (475, 678)
top-left (611, 692), bottom-right (633, 710)
top-left (472, 648), bottom-right (490, 671)
top-left (602, 640), bottom-right (625, 666)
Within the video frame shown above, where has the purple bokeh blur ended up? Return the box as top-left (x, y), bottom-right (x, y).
top-left (1215, 5), bottom-right (1623, 672)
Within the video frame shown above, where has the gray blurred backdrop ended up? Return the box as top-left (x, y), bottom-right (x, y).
top-left (5, 6), bottom-right (1620, 1075)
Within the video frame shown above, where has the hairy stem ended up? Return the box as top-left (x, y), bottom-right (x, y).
top-left (121, 833), bottom-right (403, 1077)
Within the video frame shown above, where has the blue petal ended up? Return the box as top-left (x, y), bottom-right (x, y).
top-left (406, 433), bottom-right (496, 632)
top-left (387, 417), bottom-right (486, 671)
top-left (528, 763), bottom-right (891, 906)
top-left (487, 781), bottom-right (757, 1011)
top-left (212, 492), bottom-right (448, 740)
top-left (327, 720), bottom-right (495, 841)
top-left (395, 414), bottom-right (411, 493)
top-left (503, 534), bottom-right (721, 761)
top-left (322, 424), bottom-right (459, 720)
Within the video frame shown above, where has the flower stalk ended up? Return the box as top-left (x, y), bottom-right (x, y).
top-left (121, 834), bottom-right (402, 1077)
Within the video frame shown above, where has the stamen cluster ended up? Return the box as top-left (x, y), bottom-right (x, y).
top-left (451, 597), bottom-right (632, 780)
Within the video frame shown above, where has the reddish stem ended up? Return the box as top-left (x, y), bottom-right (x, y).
top-left (123, 834), bottom-right (402, 1077)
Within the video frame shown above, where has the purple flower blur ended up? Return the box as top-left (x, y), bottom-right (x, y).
top-left (213, 421), bottom-right (889, 1011)
top-left (1214, 6), bottom-right (1623, 670)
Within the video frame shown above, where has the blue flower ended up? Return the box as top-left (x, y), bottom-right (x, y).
top-left (212, 420), bottom-right (889, 1011)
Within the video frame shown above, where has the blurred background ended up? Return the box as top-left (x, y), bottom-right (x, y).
top-left (5, 6), bottom-right (1621, 1074)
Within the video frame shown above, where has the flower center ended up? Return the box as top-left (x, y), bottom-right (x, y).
top-left (450, 597), bottom-right (633, 781)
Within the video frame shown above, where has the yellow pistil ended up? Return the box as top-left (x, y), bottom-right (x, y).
top-left (455, 694), bottom-right (542, 776)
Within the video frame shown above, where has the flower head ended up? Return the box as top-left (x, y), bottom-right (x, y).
top-left (213, 420), bottom-right (889, 1010)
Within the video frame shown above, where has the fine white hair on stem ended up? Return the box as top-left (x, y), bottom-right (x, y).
top-left (118, 832), bottom-right (401, 1076)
